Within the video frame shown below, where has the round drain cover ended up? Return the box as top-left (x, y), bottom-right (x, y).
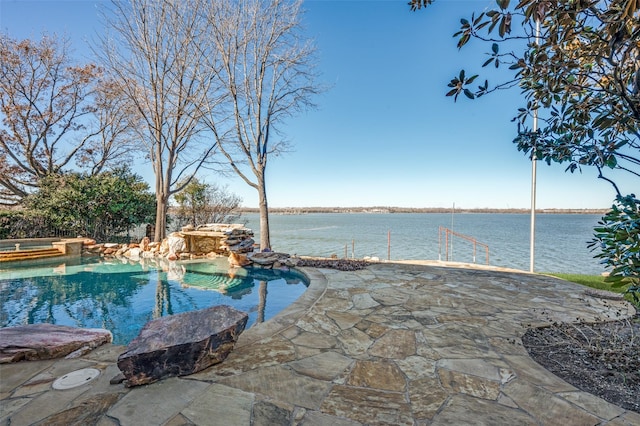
top-left (53, 368), bottom-right (100, 390)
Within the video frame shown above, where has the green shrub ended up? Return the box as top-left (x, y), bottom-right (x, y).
top-left (588, 194), bottom-right (640, 305)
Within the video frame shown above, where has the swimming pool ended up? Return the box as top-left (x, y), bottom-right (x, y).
top-left (0, 237), bottom-right (59, 251)
top-left (0, 257), bottom-right (309, 345)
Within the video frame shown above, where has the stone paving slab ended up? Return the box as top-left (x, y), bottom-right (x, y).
top-left (0, 323), bottom-right (112, 364)
top-left (107, 377), bottom-right (210, 425)
top-left (1, 262), bottom-right (638, 425)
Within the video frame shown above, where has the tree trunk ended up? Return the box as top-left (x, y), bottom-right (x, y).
top-left (154, 173), bottom-right (168, 242)
top-left (154, 197), bottom-right (167, 242)
top-left (258, 177), bottom-right (271, 250)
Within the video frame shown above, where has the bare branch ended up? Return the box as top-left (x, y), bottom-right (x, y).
top-left (0, 33), bottom-right (133, 204)
top-left (200, 0), bottom-right (322, 249)
top-left (97, 0), bottom-right (221, 241)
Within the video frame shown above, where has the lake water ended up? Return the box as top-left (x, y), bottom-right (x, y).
top-left (242, 212), bottom-right (606, 275)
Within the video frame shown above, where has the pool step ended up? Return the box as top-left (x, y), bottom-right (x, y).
top-left (0, 247), bottom-right (64, 262)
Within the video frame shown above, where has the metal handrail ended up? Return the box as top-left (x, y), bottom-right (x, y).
top-left (438, 226), bottom-right (489, 265)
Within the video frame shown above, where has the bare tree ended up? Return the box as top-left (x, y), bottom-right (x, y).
top-left (83, 79), bottom-right (140, 175)
top-left (173, 178), bottom-right (242, 229)
top-left (98, 0), bottom-right (221, 241)
top-left (203, 183), bottom-right (243, 224)
top-left (202, 0), bottom-right (321, 250)
top-left (0, 33), bottom-right (134, 206)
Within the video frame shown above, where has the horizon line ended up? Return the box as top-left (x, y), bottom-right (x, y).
top-left (237, 206), bottom-right (609, 213)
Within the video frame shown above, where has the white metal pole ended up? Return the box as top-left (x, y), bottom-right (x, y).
top-left (530, 142), bottom-right (537, 272)
top-left (530, 17), bottom-right (541, 273)
top-left (451, 202), bottom-right (454, 262)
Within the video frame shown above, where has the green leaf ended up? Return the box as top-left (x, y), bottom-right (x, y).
top-left (499, 18), bottom-right (507, 37)
top-left (492, 43), bottom-right (499, 54)
top-left (464, 89), bottom-right (475, 99)
top-left (457, 33), bottom-right (470, 48)
top-left (488, 19), bottom-right (499, 33)
top-left (496, 0), bottom-right (510, 10)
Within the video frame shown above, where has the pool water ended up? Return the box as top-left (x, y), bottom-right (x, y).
top-left (0, 257), bottom-right (308, 345)
top-left (0, 245), bottom-right (54, 251)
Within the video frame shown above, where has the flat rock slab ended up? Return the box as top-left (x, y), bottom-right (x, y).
top-left (0, 324), bottom-right (112, 363)
top-left (117, 305), bottom-right (248, 387)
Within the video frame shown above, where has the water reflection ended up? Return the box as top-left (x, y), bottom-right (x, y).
top-left (0, 257), bottom-right (308, 345)
top-left (0, 269), bottom-right (143, 326)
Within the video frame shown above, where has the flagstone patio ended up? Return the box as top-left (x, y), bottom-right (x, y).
top-left (1, 262), bottom-right (638, 425)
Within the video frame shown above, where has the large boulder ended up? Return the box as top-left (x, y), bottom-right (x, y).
top-left (117, 305), bottom-right (248, 387)
top-left (228, 251), bottom-right (251, 267)
top-left (166, 232), bottom-right (186, 260)
top-left (139, 236), bottom-right (150, 251)
top-left (0, 324), bottom-right (112, 363)
top-left (248, 251), bottom-right (291, 268)
top-left (125, 247), bottom-right (141, 260)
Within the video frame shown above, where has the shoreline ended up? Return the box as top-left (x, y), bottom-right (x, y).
top-left (238, 207), bottom-right (608, 215)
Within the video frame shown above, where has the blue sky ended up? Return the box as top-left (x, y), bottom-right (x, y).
top-left (1, 0), bottom-right (633, 209)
